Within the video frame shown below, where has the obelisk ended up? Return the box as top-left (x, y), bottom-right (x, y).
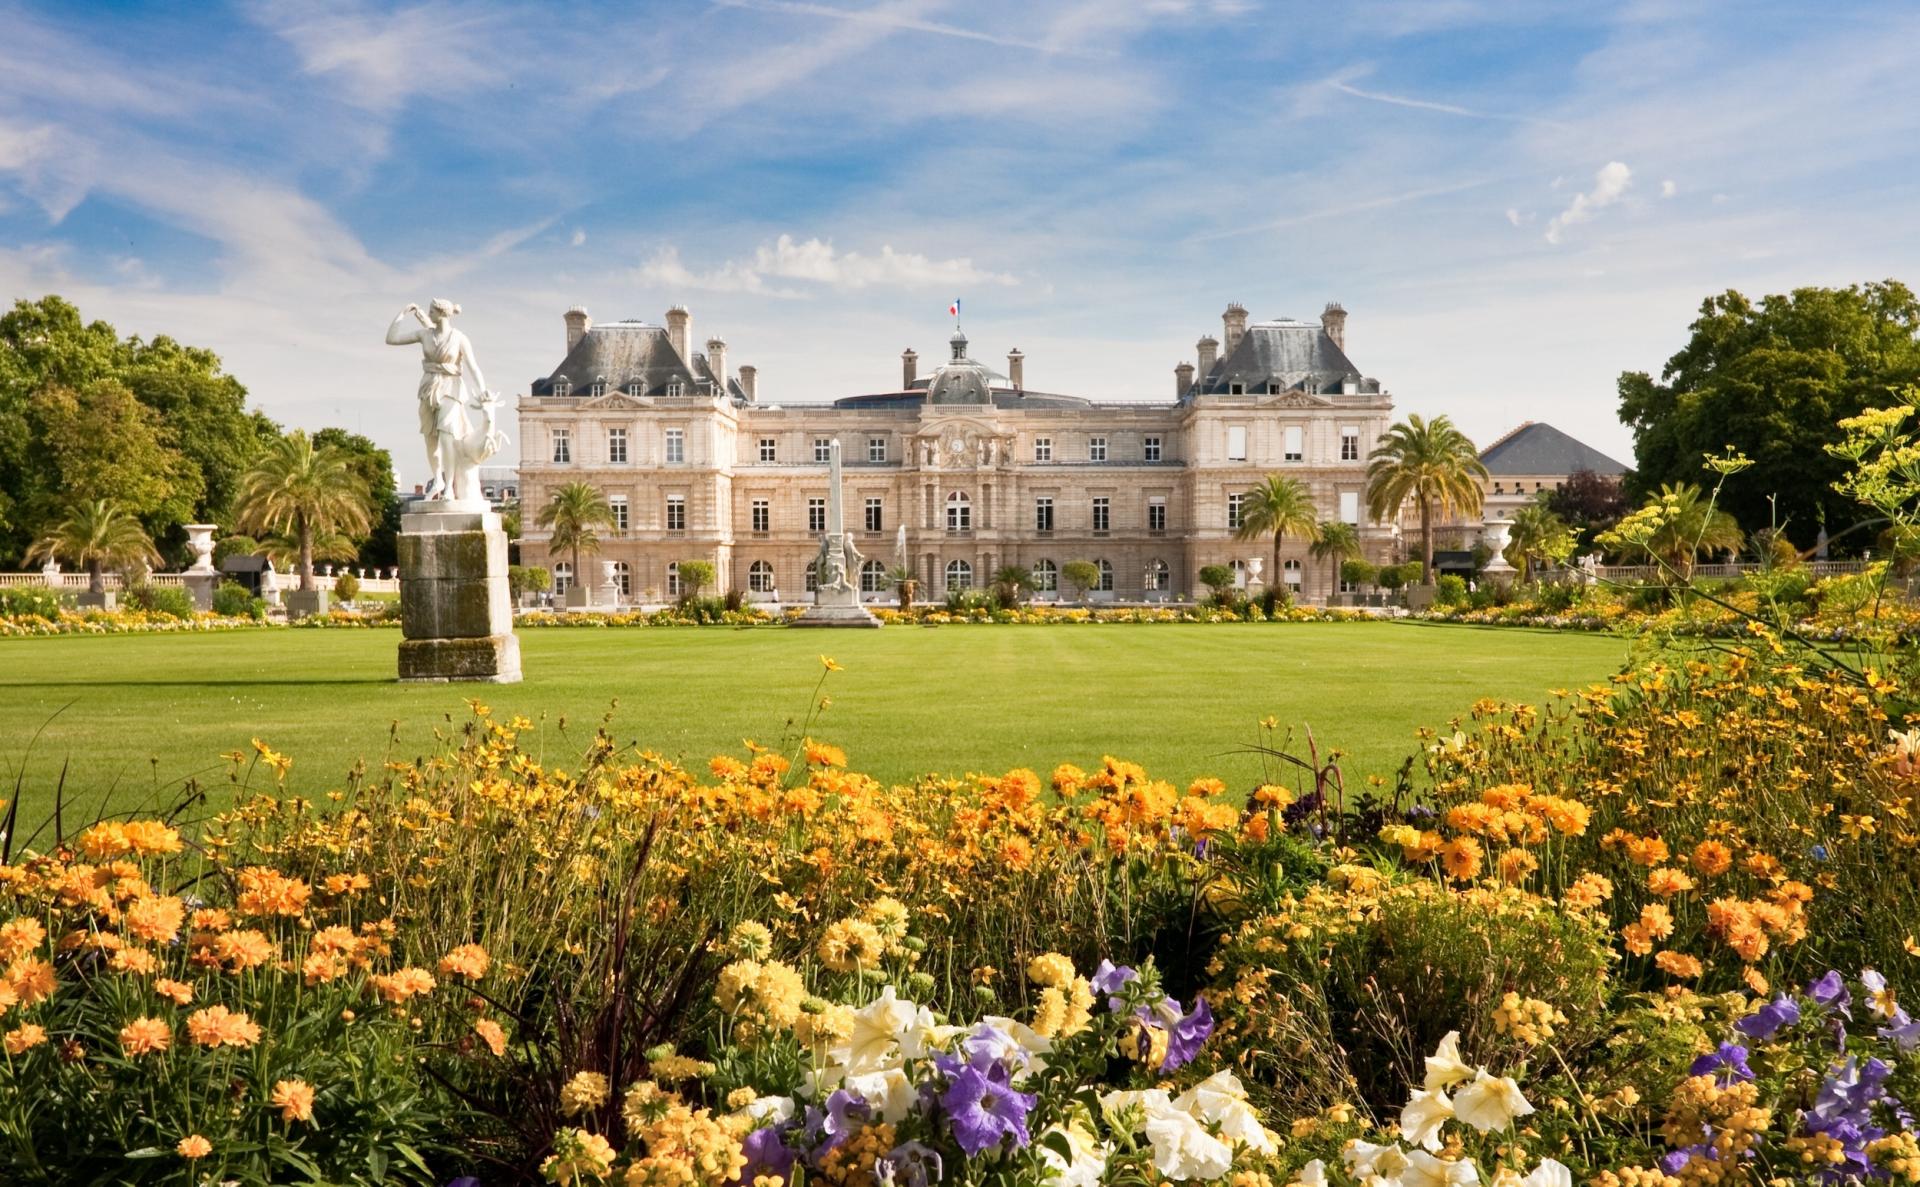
top-left (793, 440), bottom-right (881, 628)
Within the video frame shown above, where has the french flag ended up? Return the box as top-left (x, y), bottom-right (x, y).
top-left (948, 298), bottom-right (961, 318)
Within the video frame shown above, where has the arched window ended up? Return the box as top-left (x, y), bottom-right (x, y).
top-left (1283, 559), bottom-right (1303, 587)
top-left (1095, 559), bottom-right (1114, 591)
top-left (945, 559), bottom-right (973, 590)
top-left (946, 491), bottom-right (972, 532)
top-left (748, 560), bottom-right (776, 593)
top-left (861, 559), bottom-right (888, 593)
top-left (1145, 559), bottom-right (1170, 591)
top-left (613, 561), bottom-right (631, 597)
top-left (554, 562), bottom-right (573, 593)
top-left (1032, 558), bottom-right (1058, 592)
top-left (805, 560), bottom-right (818, 593)
top-left (666, 562), bottom-right (681, 597)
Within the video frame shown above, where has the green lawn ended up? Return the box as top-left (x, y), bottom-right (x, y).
top-left (0, 623), bottom-right (1627, 822)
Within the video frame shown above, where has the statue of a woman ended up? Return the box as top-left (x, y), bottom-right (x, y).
top-left (386, 298), bottom-right (488, 500)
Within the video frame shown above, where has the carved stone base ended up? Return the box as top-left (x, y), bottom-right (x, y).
top-left (77, 590), bottom-right (116, 610)
top-left (397, 506), bottom-right (522, 683)
top-left (791, 603), bottom-right (882, 628)
top-left (398, 634), bottom-right (522, 683)
top-left (183, 572), bottom-right (219, 613)
top-left (285, 589), bottom-right (329, 620)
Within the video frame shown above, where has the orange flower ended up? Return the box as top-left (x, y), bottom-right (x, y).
top-left (437, 944), bottom-right (491, 981)
top-left (0, 917), bottom-right (46, 964)
top-left (213, 929), bottom-right (274, 973)
top-left (271, 1078), bottom-right (316, 1123)
top-left (1563, 872), bottom-right (1614, 911)
top-left (110, 947), bottom-right (159, 976)
top-left (1639, 903), bottom-right (1676, 940)
top-left (77, 822), bottom-right (132, 859)
top-left (3, 1023), bottom-right (46, 1055)
top-left (1655, 950), bottom-right (1704, 979)
top-left (119, 1016), bottom-right (172, 1057)
top-left (369, 967), bottom-right (437, 1003)
top-left (475, 1017), bottom-right (508, 1056)
top-left (1646, 867), bottom-right (1696, 898)
top-left (7, 957), bottom-right (55, 1006)
top-left (124, 896), bottom-right (186, 945)
top-left (185, 1005), bottom-right (261, 1049)
top-left (802, 739), bottom-right (847, 768)
top-left (303, 952), bottom-right (348, 986)
top-left (153, 978), bottom-right (194, 1006)
top-left (1691, 841), bottom-right (1734, 877)
top-left (235, 867), bottom-right (311, 917)
top-left (1441, 836), bottom-right (1484, 882)
top-left (123, 821), bottom-right (183, 856)
top-left (322, 872), bottom-right (371, 895)
top-left (176, 1135), bottom-right (212, 1159)
top-left (1498, 849), bottom-right (1539, 885)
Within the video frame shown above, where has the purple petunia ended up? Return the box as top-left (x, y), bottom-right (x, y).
top-left (1734, 995), bottom-right (1801, 1040)
top-left (1091, 960), bottom-right (1138, 1007)
top-left (1689, 1042), bottom-right (1753, 1085)
top-left (1161, 995), bottom-right (1214, 1072)
top-left (1808, 970), bottom-right (1853, 1017)
top-left (742, 1125), bottom-right (798, 1180)
top-left (877, 1141), bottom-right (944, 1187)
top-left (938, 1061), bottom-right (1037, 1156)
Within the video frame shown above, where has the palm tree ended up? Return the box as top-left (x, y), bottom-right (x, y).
top-left (990, 564), bottom-right (1033, 609)
top-left (234, 431), bottom-right (372, 592)
top-left (1366, 414), bottom-right (1487, 584)
top-left (1308, 520), bottom-right (1362, 603)
top-left (26, 499), bottom-right (160, 595)
top-left (1640, 483), bottom-right (1743, 579)
top-left (536, 481), bottom-right (614, 592)
top-left (1504, 501), bottom-right (1572, 584)
top-left (1234, 475), bottom-right (1321, 592)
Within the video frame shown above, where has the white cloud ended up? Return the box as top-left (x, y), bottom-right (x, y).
top-left (639, 236), bottom-right (1019, 297)
top-left (571, 229), bottom-right (587, 247)
top-left (1660, 179), bottom-right (1676, 197)
top-left (1544, 160), bottom-right (1632, 243)
top-left (248, 0), bottom-right (504, 112)
top-left (1504, 207), bottom-right (1524, 226)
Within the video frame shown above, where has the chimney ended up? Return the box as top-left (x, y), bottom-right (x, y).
top-left (1196, 334), bottom-right (1219, 377)
top-left (1175, 361), bottom-right (1195, 396)
top-left (738, 364), bottom-right (758, 402)
top-left (902, 348), bottom-right (918, 389)
top-left (564, 305), bottom-right (591, 350)
top-left (1222, 302), bottom-right (1249, 356)
top-left (706, 336), bottom-right (728, 394)
top-left (1007, 348), bottom-right (1024, 391)
top-left (666, 306), bottom-right (691, 362)
top-left (1321, 301), bottom-right (1348, 352)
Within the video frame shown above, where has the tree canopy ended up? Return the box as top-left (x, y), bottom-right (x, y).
top-left (1618, 281), bottom-right (1920, 551)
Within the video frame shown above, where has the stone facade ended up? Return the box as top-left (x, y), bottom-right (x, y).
top-left (516, 302), bottom-right (1401, 604)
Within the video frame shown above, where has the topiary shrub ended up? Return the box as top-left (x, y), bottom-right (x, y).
top-left (213, 581), bottom-right (265, 620)
top-left (333, 572), bottom-right (361, 604)
top-left (1436, 573), bottom-right (1468, 606)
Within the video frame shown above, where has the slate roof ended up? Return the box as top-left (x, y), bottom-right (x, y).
top-left (832, 389), bottom-right (1097, 410)
top-left (533, 321), bottom-right (746, 400)
top-left (1479, 422), bottom-right (1627, 476)
top-left (1191, 319), bottom-right (1380, 397)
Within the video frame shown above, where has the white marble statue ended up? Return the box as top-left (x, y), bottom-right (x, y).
top-left (385, 298), bottom-right (508, 504)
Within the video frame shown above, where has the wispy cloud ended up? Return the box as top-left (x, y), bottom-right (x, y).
top-left (1189, 178), bottom-right (1495, 243)
top-left (1545, 161), bottom-right (1632, 243)
top-left (713, 0), bottom-right (1087, 55)
top-left (640, 235), bottom-right (1019, 297)
top-left (247, 0), bottom-right (507, 113)
top-left (1328, 78), bottom-right (1567, 128)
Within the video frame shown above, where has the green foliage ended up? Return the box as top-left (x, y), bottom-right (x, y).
top-left (1435, 573), bottom-right (1468, 606)
top-left (1340, 558), bottom-right (1379, 588)
top-left (1366, 414), bottom-right (1488, 583)
top-left (332, 572), bottom-right (361, 603)
top-left (234, 432), bottom-right (373, 592)
top-left (1544, 468), bottom-right (1629, 553)
top-left (1309, 520), bottom-right (1362, 597)
top-left (123, 582), bottom-right (196, 618)
top-left (311, 427), bottom-right (400, 568)
top-left (1062, 559), bottom-right (1101, 599)
top-left (1377, 562), bottom-right (1408, 591)
top-left (1504, 500), bottom-right (1576, 583)
top-left (0, 587), bottom-right (62, 619)
top-left (1197, 563), bottom-right (1237, 600)
top-left (677, 559), bottom-right (716, 599)
top-left (537, 481), bottom-right (614, 587)
top-left (1597, 482), bottom-right (1744, 578)
top-left (1619, 280), bottom-right (1920, 552)
top-left (25, 499), bottom-right (161, 594)
top-left (213, 580), bottom-right (266, 620)
top-left (989, 564), bottom-right (1033, 609)
top-left (508, 565), bottom-right (552, 600)
top-left (1234, 475), bottom-right (1321, 583)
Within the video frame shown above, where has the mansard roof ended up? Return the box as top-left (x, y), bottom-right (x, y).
top-left (1479, 421), bottom-right (1627, 476)
top-left (1191, 319), bottom-right (1380, 397)
top-left (533, 320), bottom-right (735, 399)
top-left (832, 388), bottom-right (1098, 410)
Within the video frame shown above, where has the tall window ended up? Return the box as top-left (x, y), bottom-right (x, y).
top-left (1095, 559), bottom-right (1114, 591)
top-left (1144, 435), bottom-right (1162, 462)
top-left (1148, 496), bottom-right (1167, 533)
top-left (607, 428), bottom-right (627, 464)
top-left (609, 496), bottom-right (628, 533)
top-left (868, 436), bottom-right (887, 463)
top-left (666, 562), bottom-right (680, 596)
top-left (808, 498), bottom-right (827, 533)
top-left (865, 498), bottom-right (883, 532)
top-left (860, 559), bottom-right (887, 593)
top-left (758, 438), bottom-right (776, 463)
top-left (814, 437), bottom-right (832, 463)
top-left (1284, 559), bottom-right (1303, 587)
top-left (1092, 497), bottom-right (1110, 533)
top-left (613, 561), bottom-right (631, 597)
top-left (1035, 497), bottom-right (1054, 533)
top-left (665, 428), bottom-right (685, 464)
top-left (1227, 492), bottom-right (1244, 530)
top-left (1034, 437), bottom-right (1053, 462)
top-left (748, 561), bottom-right (775, 593)
top-left (665, 495), bottom-right (686, 532)
top-left (554, 562), bottom-right (573, 593)
top-left (1226, 426), bottom-right (1247, 461)
top-left (805, 561), bottom-right (818, 593)
top-left (1284, 426), bottom-right (1304, 462)
top-left (1146, 559), bottom-right (1170, 591)
top-left (1088, 436), bottom-right (1108, 462)
top-left (1032, 559), bottom-right (1058, 592)
top-left (551, 428), bottom-right (571, 463)
top-left (751, 499), bottom-right (770, 533)
top-left (946, 491), bottom-right (972, 532)
top-left (945, 560), bottom-right (973, 590)
top-left (1340, 426), bottom-right (1360, 462)
top-left (1339, 490), bottom-right (1361, 525)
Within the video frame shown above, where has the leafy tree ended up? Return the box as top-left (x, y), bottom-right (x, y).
top-left (1618, 282), bottom-right (1920, 551)
top-left (1234, 475), bottom-right (1321, 589)
top-left (1340, 558), bottom-right (1379, 589)
top-left (1197, 563), bottom-right (1237, 602)
top-left (312, 428), bottom-right (401, 568)
top-left (990, 564), bottom-right (1033, 609)
top-left (1062, 560), bottom-right (1100, 601)
top-left (1366, 414), bottom-right (1487, 584)
top-left (29, 380), bottom-right (201, 535)
top-left (234, 431), bottom-right (373, 593)
top-left (508, 565), bottom-right (552, 601)
top-left (26, 498), bottom-right (161, 595)
top-left (1308, 520), bottom-right (1362, 601)
top-left (537, 482), bottom-right (614, 593)
top-left (1503, 500), bottom-right (1575, 584)
top-left (678, 559), bottom-right (716, 600)
top-left (1599, 483), bottom-right (1744, 579)
top-left (1544, 469), bottom-right (1628, 553)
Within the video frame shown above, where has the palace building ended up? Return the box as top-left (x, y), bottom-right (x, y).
top-left (515, 301), bottom-right (1401, 604)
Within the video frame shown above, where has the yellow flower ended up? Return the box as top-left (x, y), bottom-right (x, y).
top-left (118, 1016), bottom-right (172, 1057)
top-left (820, 655), bottom-right (844, 672)
top-left (560, 1070), bottom-right (612, 1116)
top-left (176, 1135), bottom-right (212, 1160)
top-left (370, 966), bottom-right (437, 1003)
top-left (437, 943), bottom-right (491, 981)
top-left (7, 957), bottom-right (55, 1006)
top-left (541, 1127), bottom-right (616, 1183)
top-left (0, 917), bottom-right (45, 964)
top-left (271, 1078), bottom-right (316, 1123)
top-left (4, 1023), bottom-right (47, 1055)
top-left (817, 918), bottom-right (886, 974)
top-left (475, 1018), bottom-right (508, 1057)
top-left (1026, 952), bottom-right (1077, 989)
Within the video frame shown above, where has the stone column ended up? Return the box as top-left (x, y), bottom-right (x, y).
top-left (397, 503), bottom-right (521, 683)
top-left (182, 523), bottom-right (221, 612)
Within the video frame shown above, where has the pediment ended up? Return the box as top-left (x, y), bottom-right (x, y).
top-left (580, 392), bottom-right (651, 411)
top-left (1261, 390), bottom-right (1332, 408)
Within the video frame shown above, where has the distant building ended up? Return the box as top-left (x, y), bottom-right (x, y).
top-left (514, 301), bottom-right (1402, 604)
top-left (1479, 421), bottom-right (1628, 521)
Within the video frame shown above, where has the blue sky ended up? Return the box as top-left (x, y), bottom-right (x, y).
top-left (4, 0), bottom-right (1919, 481)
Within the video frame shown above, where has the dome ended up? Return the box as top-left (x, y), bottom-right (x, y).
top-left (926, 362), bottom-right (992, 405)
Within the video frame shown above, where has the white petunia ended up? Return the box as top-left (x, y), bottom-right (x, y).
top-left (745, 1095), bottom-right (795, 1125)
top-left (1100, 1088), bottom-right (1174, 1133)
top-left (1039, 1120), bottom-right (1110, 1187)
top-left (1522, 1159), bottom-right (1573, 1187)
top-left (833, 987), bottom-right (931, 1073)
top-left (840, 1067), bottom-right (915, 1124)
top-left (1399, 1087), bottom-right (1455, 1152)
top-left (1344, 1139), bottom-right (1412, 1182)
top-left (1143, 1107), bottom-right (1235, 1182)
top-left (1452, 1069), bottom-right (1535, 1133)
top-left (1424, 1031), bottom-right (1475, 1092)
top-left (1174, 1071), bottom-right (1279, 1154)
top-left (1401, 1149), bottom-right (1481, 1187)
top-left (1295, 1158), bottom-right (1328, 1187)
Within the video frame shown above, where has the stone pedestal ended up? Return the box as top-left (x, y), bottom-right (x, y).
top-left (285, 589), bottom-right (330, 619)
top-left (791, 602), bottom-right (881, 628)
top-left (77, 590), bottom-right (116, 610)
top-left (183, 572), bottom-right (220, 612)
top-left (563, 584), bottom-right (593, 610)
top-left (397, 504), bottom-right (521, 683)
